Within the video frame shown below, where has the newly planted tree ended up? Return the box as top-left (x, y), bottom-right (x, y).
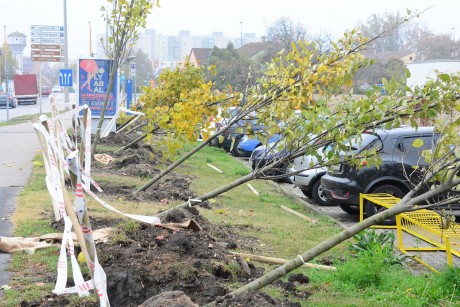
top-left (91, 0), bottom-right (158, 157)
top-left (132, 61), bottom-right (240, 194)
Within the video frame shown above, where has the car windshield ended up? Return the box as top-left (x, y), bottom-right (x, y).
top-left (325, 134), bottom-right (381, 154)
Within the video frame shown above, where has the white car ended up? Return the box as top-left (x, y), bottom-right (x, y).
top-left (289, 146), bottom-right (329, 206)
top-left (51, 86), bottom-right (62, 93)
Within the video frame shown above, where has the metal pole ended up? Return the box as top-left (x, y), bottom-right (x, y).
top-left (452, 27), bottom-right (456, 58)
top-left (4, 26), bottom-right (9, 121)
top-left (240, 22), bottom-right (243, 48)
top-left (39, 62), bottom-right (42, 113)
top-left (63, 0), bottom-right (69, 105)
top-left (89, 21), bottom-right (92, 57)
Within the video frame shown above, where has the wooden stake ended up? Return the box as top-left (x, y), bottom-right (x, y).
top-left (281, 205), bottom-right (318, 224)
top-left (230, 251), bottom-right (336, 271)
top-left (247, 183), bottom-right (260, 196)
top-left (207, 163), bottom-right (223, 173)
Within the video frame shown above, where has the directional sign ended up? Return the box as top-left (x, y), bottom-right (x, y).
top-left (31, 37), bottom-right (64, 44)
top-left (31, 50), bottom-right (63, 56)
top-left (31, 56), bottom-right (64, 62)
top-left (31, 25), bottom-right (64, 32)
top-left (31, 44), bottom-right (64, 50)
top-left (60, 69), bottom-right (73, 87)
top-left (130, 63), bottom-right (136, 77)
top-left (31, 31), bottom-right (64, 38)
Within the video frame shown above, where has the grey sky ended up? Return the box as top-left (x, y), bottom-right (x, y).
top-left (1, 0), bottom-right (458, 59)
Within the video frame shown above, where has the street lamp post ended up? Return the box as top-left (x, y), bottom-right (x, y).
top-left (4, 25), bottom-right (9, 121)
top-left (63, 0), bottom-right (69, 106)
top-left (240, 22), bottom-right (243, 48)
top-left (452, 27), bottom-right (456, 58)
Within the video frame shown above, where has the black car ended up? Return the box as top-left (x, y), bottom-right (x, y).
top-left (215, 118), bottom-right (264, 156)
top-left (321, 126), bottom-right (443, 216)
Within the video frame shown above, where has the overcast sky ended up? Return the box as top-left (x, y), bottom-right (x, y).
top-left (1, 0), bottom-right (459, 59)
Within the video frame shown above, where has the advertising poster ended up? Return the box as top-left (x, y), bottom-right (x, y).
top-left (78, 58), bottom-right (117, 117)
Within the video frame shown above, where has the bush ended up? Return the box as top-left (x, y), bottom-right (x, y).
top-left (349, 229), bottom-right (405, 265)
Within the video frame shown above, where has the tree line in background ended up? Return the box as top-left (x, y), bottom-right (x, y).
top-left (203, 10), bottom-right (460, 93)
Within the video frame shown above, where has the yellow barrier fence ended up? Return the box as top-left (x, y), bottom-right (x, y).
top-left (360, 193), bottom-right (460, 272)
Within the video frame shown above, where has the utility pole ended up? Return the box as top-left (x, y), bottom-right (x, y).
top-left (452, 27), bottom-right (456, 59)
top-left (89, 21), bottom-right (92, 57)
top-left (63, 0), bottom-right (69, 105)
top-left (240, 21), bottom-right (243, 48)
top-left (4, 25), bottom-right (9, 121)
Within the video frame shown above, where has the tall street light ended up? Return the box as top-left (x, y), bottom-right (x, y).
top-left (240, 22), bottom-right (243, 48)
top-left (63, 0), bottom-right (69, 105)
top-left (452, 27), bottom-right (456, 58)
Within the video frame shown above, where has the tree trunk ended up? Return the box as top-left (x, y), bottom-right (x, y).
top-left (154, 173), bottom-right (254, 219)
top-left (91, 67), bottom-right (117, 157)
top-left (134, 122), bottom-right (236, 195)
top-left (114, 127), bottom-right (157, 154)
top-left (206, 202), bottom-right (417, 305)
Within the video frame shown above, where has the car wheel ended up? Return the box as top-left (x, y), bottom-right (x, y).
top-left (231, 137), bottom-right (242, 156)
top-left (311, 179), bottom-right (330, 206)
top-left (365, 184), bottom-right (405, 224)
top-left (339, 203), bottom-right (360, 215)
top-left (300, 188), bottom-right (312, 198)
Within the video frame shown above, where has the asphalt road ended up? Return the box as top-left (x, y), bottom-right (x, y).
top-left (0, 93), bottom-right (74, 123)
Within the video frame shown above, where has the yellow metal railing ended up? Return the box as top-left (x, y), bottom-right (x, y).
top-left (359, 193), bottom-right (460, 272)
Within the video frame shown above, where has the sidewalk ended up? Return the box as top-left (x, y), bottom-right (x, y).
top-left (0, 122), bottom-right (40, 292)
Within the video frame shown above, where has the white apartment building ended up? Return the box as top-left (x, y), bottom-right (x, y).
top-left (97, 29), bottom-right (260, 70)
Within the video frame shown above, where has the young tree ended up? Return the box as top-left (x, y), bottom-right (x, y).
top-left (91, 0), bottom-right (158, 157)
top-left (0, 44), bottom-right (16, 84)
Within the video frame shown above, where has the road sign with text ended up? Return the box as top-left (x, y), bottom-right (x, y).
top-left (30, 25), bottom-right (65, 62)
top-left (31, 25), bottom-right (64, 32)
top-left (59, 69), bottom-right (73, 87)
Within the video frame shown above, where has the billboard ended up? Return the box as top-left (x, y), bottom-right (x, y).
top-left (78, 58), bottom-right (117, 117)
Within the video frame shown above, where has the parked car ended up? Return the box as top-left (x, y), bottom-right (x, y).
top-left (289, 146), bottom-right (329, 205)
top-left (51, 86), bottom-right (62, 93)
top-left (236, 134), bottom-right (264, 157)
top-left (0, 92), bottom-right (17, 108)
top-left (321, 126), bottom-right (443, 216)
top-left (215, 114), bottom-right (264, 156)
top-left (250, 134), bottom-right (292, 181)
top-left (41, 86), bottom-right (51, 96)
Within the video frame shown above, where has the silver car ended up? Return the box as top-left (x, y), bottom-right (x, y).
top-left (0, 93), bottom-right (17, 108)
top-left (289, 146), bottom-right (329, 206)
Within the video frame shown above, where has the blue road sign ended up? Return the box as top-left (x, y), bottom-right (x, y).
top-left (126, 79), bottom-right (133, 109)
top-left (60, 69), bottom-right (73, 87)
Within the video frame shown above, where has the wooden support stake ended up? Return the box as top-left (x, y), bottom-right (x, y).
top-left (247, 183), bottom-right (260, 196)
top-left (230, 251), bottom-right (336, 271)
top-left (281, 205), bottom-right (318, 224)
top-left (207, 163), bottom-right (223, 173)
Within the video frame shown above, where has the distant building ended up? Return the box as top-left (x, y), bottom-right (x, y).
top-left (7, 31), bottom-right (27, 74)
top-left (96, 29), bottom-right (261, 71)
top-left (363, 51), bottom-right (416, 65)
top-left (189, 48), bottom-right (212, 66)
top-left (407, 60), bottom-right (460, 88)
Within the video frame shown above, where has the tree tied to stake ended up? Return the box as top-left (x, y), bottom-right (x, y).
top-left (91, 0), bottom-right (159, 157)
